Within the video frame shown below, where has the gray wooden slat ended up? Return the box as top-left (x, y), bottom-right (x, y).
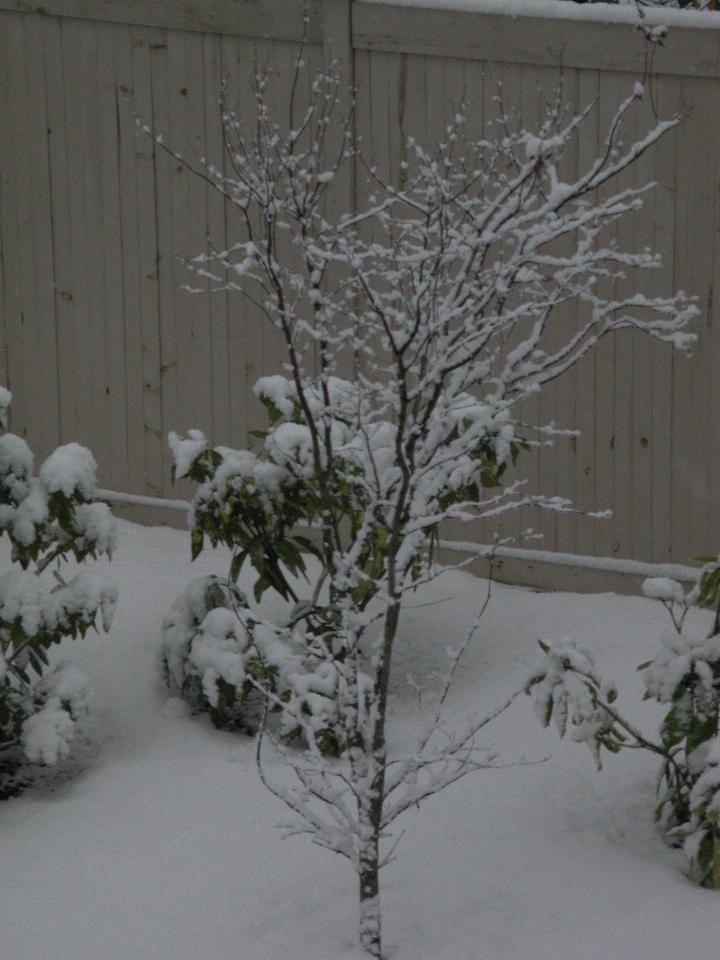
top-left (113, 26), bottom-right (150, 495)
top-left (79, 19), bottom-right (113, 481)
top-left (19, 16), bottom-right (59, 460)
top-left (610, 81), bottom-right (639, 563)
top-left (169, 28), bottom-right (213, 447)
top-left (60, 17), bottom-right (94, 452)
top-left (219, 33), bottom-right (247, 451)
top-left (681, 79), bottom-right (715, 560)
top-left (648, 75), bottom-right (679, 563)
top-left (0, 24), bottom-right (6, 393)
top-left (41, 15), bottom-right (74, 450)
top-left (202, 32), bottom-right (232, 450)
top-left (148, 27), bottom-right (179, 493)
top-left (629, 91), bottom-right (663, 564)
top-left (132, 27), bottom-right (165, 497)
top-left (593, 71), bottom-right (621, 559)
top-left (0, 0), bottom-right (322, 42)
top-left (95, 22), bottom-right (130, 491)
top-left (551, 67), bottom-right (580, 557)
top-left (711, 90), bottom-right (720, 555)
top-left (353, 3), bottom-right (720, 79)
top-left (573, 68), bottom-right (601, 558)
top-left (0, 15), bottom-right (26, 433)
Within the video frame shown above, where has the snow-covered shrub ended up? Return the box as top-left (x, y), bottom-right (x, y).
top-left (527, 560), bottom-right (720, 887)
top-left (161, 572), bottom-right (356, 754)
top-left (162, 575), bottom-right (276, 733)
top-left (0, 390), bottom-right (117, 798)
top-left (153, 41), bottom-right (697, 956)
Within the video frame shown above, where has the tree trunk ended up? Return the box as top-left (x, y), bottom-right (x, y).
top-left (358, 823), bottom-right (382, 957)
top-left (357, 598), bottom-right (401, 958)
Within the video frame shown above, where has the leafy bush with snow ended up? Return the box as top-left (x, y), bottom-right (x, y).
top-left (0, 390), bottom-right (117, 798)
top-left (170, 378), bottom-right (523, 607)
top-left (161, 572), bottom-right (357, 755)
top-left (166, 380), bottom-right (518, 750)
top-left (527, 559), bottom-right (720, 887)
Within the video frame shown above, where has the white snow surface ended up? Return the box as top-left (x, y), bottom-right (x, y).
top-left (39, 443), bottom-right (98, 498)
top-left (2, 519), bottom-right (719, 960)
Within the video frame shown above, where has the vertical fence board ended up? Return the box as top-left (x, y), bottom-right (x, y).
top-left (114, 27), bottom-right (148, 494)
top-left (609, 74), bottom-right (638, 563)
top-left (711, 83), bottom-right (720, 554)
top-left (593, 71), bottom-right (622, 559)
top-left (21, 16), bottom-right (59, 460)
top-left (132, 28), bottom-right (164, 497)
top-left (202, 32), bottom-right (232, 450)
top-left (573, 68), bottom-right (601, 558)
top-left (61, 18), bottom-right (96, 454)
top-left (96, 22), bottom-right (130, 492)
top-left (683, 79), bottom-right (715, 560)
top-left (1, 16), bottom-right (27, 435)
top-left (219, 33), bottom-right (247, 451)
top-left (648, 74), bottom-right (679, 562)
top-left (670, 76), bottom-right (696, 563)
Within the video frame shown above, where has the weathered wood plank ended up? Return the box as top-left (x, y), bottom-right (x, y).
top-left (593, 71), bottom-right (621, 559)
top-left (79, 19), bottom-right (113, 481)
top-left (680, 79), bottom-right (715, 560)
top-left (41, 15), bottom-right (74, 450)
top-left (132, 27), bottom-right (165, 498)
top-left (353, 3), bottom-right (720, 78)
top-left (0, 15), bottom-right (27, 435)
top-left (609, 83), bottom-right (639, 563)
top-left (60, 17), bottom-right (95, 453)
top-left (573, 68), bottom-right (600, 558)
top-left (711, 88), bottom-right (720, 553)
top-left (148, 27), bottom-right (178, 493)
top-left (648, 75), bottom-right (679, 563)
top-left (113, 26), bottom-right (151, 495)
top-left (202, 32), bottom-right (232, 449)
top-left (0, 0), bottom-right (322, 42)
top-left (95, 21), bottom-right (130, 491)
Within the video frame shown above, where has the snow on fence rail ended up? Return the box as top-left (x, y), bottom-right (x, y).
top-left (96, 487), bottom-right (701, 586)
top-left (2, 0), bottom-right (719, 588)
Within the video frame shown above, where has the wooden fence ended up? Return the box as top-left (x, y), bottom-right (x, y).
top-left (1, 0), bottom-right (719, 586)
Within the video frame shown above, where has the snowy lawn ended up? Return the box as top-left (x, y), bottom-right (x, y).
top-left (2, 519), bottom-right (718, 960)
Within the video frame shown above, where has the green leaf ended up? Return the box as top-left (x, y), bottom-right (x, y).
top-left (543, 697), bottom-right (553, 728)
top-left (253, 575), bottom-right (270, 604)
top-left (191, 528), bottom-right (204, 561)
top-left (230, 551), bottom-right (247, 583)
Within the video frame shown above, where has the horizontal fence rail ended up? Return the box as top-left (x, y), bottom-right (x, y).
top-left (1, 0), bottom-right (718, 589)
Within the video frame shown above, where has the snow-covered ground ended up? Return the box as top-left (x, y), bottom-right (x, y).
top-left (2, 519), bottom-right (718, 960)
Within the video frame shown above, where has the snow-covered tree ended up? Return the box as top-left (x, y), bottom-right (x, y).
top-left (527, 561), bottom-right (720, 887)
top-left (0, 389), bottom-right (117, 798)
top-left (163, 47), bottom-right (697, 956)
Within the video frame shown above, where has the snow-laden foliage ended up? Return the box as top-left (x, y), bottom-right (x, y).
top-left (528, 638), bottom-right (620, 766)
top-left (162, 575), bottom-right (357, 753)
top-left (528, 557), bottom-right (720, 887)
top-left (0, 392), bottom-right (117, 798)
top-left (158, 40), bottom-right (696, 956)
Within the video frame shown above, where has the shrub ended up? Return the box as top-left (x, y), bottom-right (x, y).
top-left (0, 389), bottom-right (117, 798)
top-left (527, 560), bottom-right (720, 886)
